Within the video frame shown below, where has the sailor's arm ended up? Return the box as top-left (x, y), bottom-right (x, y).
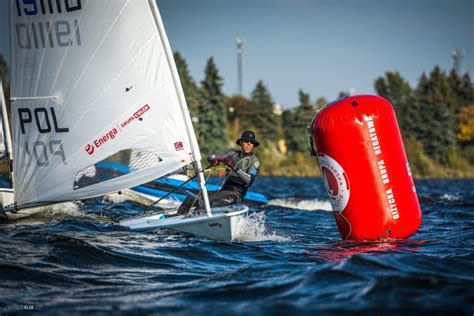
top-left (235, 158), bottom-right (259, 187)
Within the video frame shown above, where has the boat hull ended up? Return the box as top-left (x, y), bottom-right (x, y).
top-left (0, 188), bottom-right (46, 220)
top-left (120, 205), bottom-right (249, 241)
top-left (0, 188), bottom-right (81, 220)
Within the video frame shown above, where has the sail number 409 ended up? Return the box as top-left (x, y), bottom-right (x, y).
top-left (24, 140), bottom-right (66, 167)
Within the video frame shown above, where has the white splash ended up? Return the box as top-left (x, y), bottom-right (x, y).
top-left (34, 201), bottom-right (86, 218)
top-left (102, 192), bottom-right (131, 204)
top-left (440, 193), bottom-right (460, 201)
top-left (8, 201), bottom-right (85, 222)
top-left (234, 212), bottom-right (291, 242)
top-left (268, 198), bottom-right (332, 212)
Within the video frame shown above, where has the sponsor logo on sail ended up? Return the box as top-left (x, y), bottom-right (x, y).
top-left (174, 142), bottom-right (184, 151)
top-left (85, 103), bottom-right (151, 155)
top-left (85, 144), bottom-right (94, 155)
top-left (93, 128), bottom-right (118, 148)
top-left (318, 153), bottom-right (350, 213)
top-left (121, 104), bottom-right (150, 128)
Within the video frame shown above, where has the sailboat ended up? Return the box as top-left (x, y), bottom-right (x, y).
top-left (1, 0), bottom-right (248, 240)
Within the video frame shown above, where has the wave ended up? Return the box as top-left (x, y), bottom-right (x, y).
top-left (439, 193), bottom-right (461, 201)
top-left (35, 202), bottom-right (85, 218)
top-left (268, 198), bottom-right (332, 211)
top-left (7, 202), bottom-right (86, 223)
top-left (234, 212), bottom-right (291, 242)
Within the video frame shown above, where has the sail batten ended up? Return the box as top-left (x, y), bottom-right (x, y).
top-left (11, 96), bottom-right (59, 101)
top-left (9, 0), bottom-right (198, 209)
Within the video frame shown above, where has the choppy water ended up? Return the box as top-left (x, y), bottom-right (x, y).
top-left (0, 177), bottom-right (473, 315)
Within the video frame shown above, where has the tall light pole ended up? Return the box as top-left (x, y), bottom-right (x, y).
top-left (452, 48), bottom-right (465, 74)
top-left (235, 37), bottom-right (245, 95)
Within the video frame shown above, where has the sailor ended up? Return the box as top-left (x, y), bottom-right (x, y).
top-left (178, 130), bottom-right (260, 215)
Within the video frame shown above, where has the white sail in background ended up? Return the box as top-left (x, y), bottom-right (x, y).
top-left (9, 0), bottom-right (199, 208)
top-left (0, 81), bottom-right (7, 160)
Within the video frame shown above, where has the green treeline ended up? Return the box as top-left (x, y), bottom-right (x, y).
top-left (174, 53), bottom-right (474, 178)
top-left (375, 68), bottom-right (474, 177)
top-left (1, 53), bottom-right (474, 178)
top-left (174, 52), bottom-right (322, 177)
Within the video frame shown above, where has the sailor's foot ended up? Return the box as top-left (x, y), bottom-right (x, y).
top-left (177, 208), bottom-right (189, 216)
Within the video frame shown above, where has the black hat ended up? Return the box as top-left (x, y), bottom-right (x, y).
top-left (236, 130), bottom-right (260, 147)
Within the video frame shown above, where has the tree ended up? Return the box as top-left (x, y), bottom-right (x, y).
top-left (0, 54), bottom-right (7, 85)
top-left (448, 70), bottom-right (474, 107)
top-left (374, 71), bottom-right (413, 132)
top-left (413, 66), bottom-right (458, 163)
top-left (225, 95), bottom-right (251, 139)
top-left (459, 73), bottom-right (474, 106)
top-left (338, 91), bottom-right (350, 98)
top-left (174, 52), bottom-right (201, 121)
top-left (316, 97), bottom-right (328, 110)
top-left (248, 80), bottom-right (280, 142)
top-left (282, 90), bottom-right (315, 153)
top-left (281, 109), bottom-right (296, 151)
top-left (198, 57), bottom-right (229, 155)
top-left (457, 105), bottom-right (474, 144)
top-left (448, 69), bottom-right (462, 112)
top-left (299, 90), bottom-right (311, 109)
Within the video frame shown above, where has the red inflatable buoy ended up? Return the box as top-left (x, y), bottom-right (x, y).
top-left (309, 95), bottom-right (421, 240)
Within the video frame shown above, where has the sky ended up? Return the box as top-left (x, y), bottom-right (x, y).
top-left (1, 0), bottom-right (473, 108)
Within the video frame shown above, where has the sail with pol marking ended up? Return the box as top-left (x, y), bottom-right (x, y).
top-left (9, 0), bottom-right (200, 209)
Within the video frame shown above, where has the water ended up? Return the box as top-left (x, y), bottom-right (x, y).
top-left (1, 177), bottom-right (473, 315)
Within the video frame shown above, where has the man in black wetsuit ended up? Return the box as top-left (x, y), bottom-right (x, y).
top-left (178, 130), bottom-right (260, 215)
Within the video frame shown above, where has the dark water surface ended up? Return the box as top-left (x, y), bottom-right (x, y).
top-left (0, 178), bottom-right (473, 315)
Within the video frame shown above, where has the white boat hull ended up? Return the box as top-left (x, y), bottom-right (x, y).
top-left (120, 205), bottom-right (249, 241)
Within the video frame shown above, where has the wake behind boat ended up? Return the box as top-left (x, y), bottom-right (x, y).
top-left (1, 0), bottom-right (248, 240)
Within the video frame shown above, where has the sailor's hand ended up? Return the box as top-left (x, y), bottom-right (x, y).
top-left (207, 156), bottom-right (219, 167)
top-left (223, 157), bottom-right (236, 170)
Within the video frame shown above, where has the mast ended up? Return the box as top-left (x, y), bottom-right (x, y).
top-left (6, 0), bottom-right (14, 187)
top-left (0, 81), bottom-right (13, 171)
top-left (235, 37), bottom-right (244, 95)
top-left (148, 0), bottom-right (212, 217)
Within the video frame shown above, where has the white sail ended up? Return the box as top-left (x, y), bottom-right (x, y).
top-left (0, 81), bottom-right (7, 160)
top-left (9, 0), bottom-right (199, 208)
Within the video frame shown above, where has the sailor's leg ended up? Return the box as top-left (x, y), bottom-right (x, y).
top-left (207, 190), bottom-right (241, 208)
top-left (178, 196), bottom-right (197, 215)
